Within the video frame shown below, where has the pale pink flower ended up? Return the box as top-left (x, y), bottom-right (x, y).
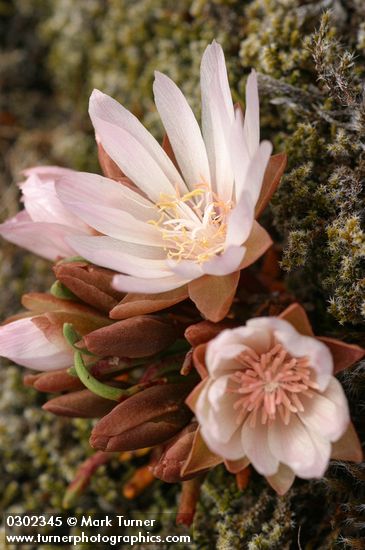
top-left (0, 317), bottom-right (73, 370)
top-left (187, 305), bottom-right (363, 494)
top-left (55, 41), bottom-right (285, 321)
top-left (0, 293), bottom-right (110, 371)
top-left (0, 166), bottom-right (90, 260)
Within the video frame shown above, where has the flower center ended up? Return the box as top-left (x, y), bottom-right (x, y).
top-left (228, 344), bottom-right (319, 427)
top-left (149, 186), bottom-right (232, 263)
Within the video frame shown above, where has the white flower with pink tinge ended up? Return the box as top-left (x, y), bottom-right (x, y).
top-left (54, 41), bottom-right (286, 322)
top-left (0, 317), bottom-right (73, 370)
top-left (0, 166), bottom-right (90, 261)
top-left (188, 307), bottom-right (363, 494)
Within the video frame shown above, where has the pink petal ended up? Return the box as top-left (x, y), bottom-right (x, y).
top-left (57, 173), bottom-right (163, 246)
top-left (202, 246), bottom-right (246, 276)
top-left (21, 173), bottom-right (86, 230)
top-left (89, 117), bottom-right (178, 202)
top-left (207, 397), bottom-right (241, 444)
top-left (230, 106), bottom-right (250, 198)
top-left (200, 41), bottom-right (234, 200)
top-left (0, 214), bottom-right (82, 260)
top-left (168, 259), bottom-right (203, 279)
top-left (238, 140), bottom-right (273, 206)
top-left (266, 463), bottom-right (295, 495)
top-left (0, 317), bottom-right (72, 370)
top-left (296, 428), bottom-right (331, 479)
top-left (89, 89), bottom-right (187, 195)
top-left (226, 190), bottom-right (255, 247)
top-left (299, 378), bottom-right (349, 442)
top-left (153, 71), bottom-right (211, 190)
top-left (23, 165), bottom-right (76, 178)
top-left (268, 415), bottom-right (330, 478)
top-left (255, 153), bottom-right (287, 217)
top-left (112, 273), bottom-right (190, 294)
top-left (206, 326), bottom-right (272, 377)
top-left (241, 420), bottom-right (279, 476)
top-left (243, 70), bottom-right (260, 157)
top-left (205, 330), bottom-right (248, 377)
top-left (201, 422), bottom-right (244, 461)
top-left (67, 236), bottom-right (170, 277)
top-left (56, 171), bottom-right (157, 222)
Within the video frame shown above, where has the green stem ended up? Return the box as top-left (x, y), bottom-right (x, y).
top-left (67, 357), bottom-right (145, 378)
top-left (63, 323), bottom-right (96, 356)
top-left (74, 351), bottom-right (127, 401)
top-left (73, 352), bottom-right (158, 401)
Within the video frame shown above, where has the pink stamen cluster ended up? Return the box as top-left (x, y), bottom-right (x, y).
top-left (229, 344), bottom-right (319, 427)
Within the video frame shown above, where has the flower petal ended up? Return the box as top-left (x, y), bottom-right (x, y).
top-left (56, 171), bottom-right (156, 222)
top-left (110, 286), bottom-right (188, 320)
top-left (153, 71), bottom-right (211, 190)
top-left (57, 173), bottom-right (164, 245)
top-left (226, 190), bottom-right (255, 247)
top-left (236, 140), bottom-right (272, 206)
top-left (241, 420), bottom-right (279, 476)
top-left (205, 329), bottom-right (248, 377)
top-left (67, 235), bottom-right (170, 277)
top-left (113, 273), bottom-right (190, 294)
top-left (243, 70), bottom-right (260, 157)
top-left (89, 89), bottom-right (187, 194)
top-left (89, 117), bottom-right (179, 202)
top-left (201, 41), bottom-right (234, 200)
top-left (268, 415), bottom-right (330, 478)
top-left (0, 317), bottom-right (72, 370)
top-left (266, 463), bottom-right (295, 495)
top-left (299, 378), bottom-right (349, 443)
top-left (0, 213), bottom-right (82, 260)
top-left (200, 421), bottom-right (244, 461)
top-left (202, 246), bottom-right (246, 276)
top-left (21, 172), bottom-right (86, 229)
top-left (188, 271), bottom-right (240, 323)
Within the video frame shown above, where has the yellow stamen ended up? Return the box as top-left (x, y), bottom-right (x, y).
top-left (150, 184), bottom-right (233, 264)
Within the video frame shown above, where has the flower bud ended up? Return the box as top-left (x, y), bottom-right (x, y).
top-left (84, 315), bottom-right (179, 358)
top-left (90, 382), bottom-right (193, 452)
top-left (23, 369), bottom-right (83, 392)
top-left (53, 261), bottom-right (124, 313)
top-left (152, 422), bottom-right (202, 483)
top-left (43, 389), bottom-right (116, 418)
top-left (184, 320), bottom-right (236, 347)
